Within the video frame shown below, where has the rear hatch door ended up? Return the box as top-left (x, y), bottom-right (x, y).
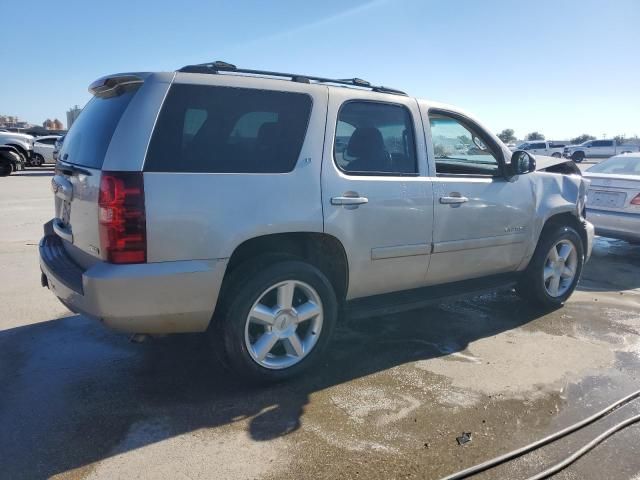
top-left (53, 80), bottom-right (141, 268)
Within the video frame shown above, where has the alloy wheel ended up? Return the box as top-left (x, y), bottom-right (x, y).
top-left (244, 280), bottom-right (323, 369)
top-left (543, 239), bottom-right (578, 297)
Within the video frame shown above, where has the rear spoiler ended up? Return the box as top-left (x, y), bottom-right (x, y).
top-left (88, 74), bottom-right (144, 98)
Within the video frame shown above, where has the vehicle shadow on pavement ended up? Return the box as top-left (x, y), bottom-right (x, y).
top-left (0, 292), bottom-right (548, 479)
top-left (578, 237), bottom-right (640, 292)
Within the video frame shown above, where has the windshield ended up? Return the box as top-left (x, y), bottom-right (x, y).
top-left (587, 156), bottom-right (640, 175)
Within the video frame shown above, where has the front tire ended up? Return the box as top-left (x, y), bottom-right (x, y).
top-left (213, 259), bottom-right (338, 383)
top-left (517, 225), bottom-right (584, 309)
top-left (0, 161), bottom-right (12, 176)
top-left (552, 152), bottom-right (562, 158)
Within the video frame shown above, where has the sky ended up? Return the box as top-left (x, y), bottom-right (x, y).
top-left (1, 0), bottom-right (638, 140)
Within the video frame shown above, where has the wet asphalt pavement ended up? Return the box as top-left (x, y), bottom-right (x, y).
top-left (1, 168), bottom-right (639, 480)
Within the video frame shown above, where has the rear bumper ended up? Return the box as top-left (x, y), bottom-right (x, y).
top-left (39, 221), bottom-right (228, 333)
top-left (586, 208), bottom-right (640, 242)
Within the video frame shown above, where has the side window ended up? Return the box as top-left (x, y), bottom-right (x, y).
top-left (429, 113), bottom-right (500, 176)
top-left (602, 140), bottom-right (613, 147)
top-left (531, 142), bottom-right (546, 149)
top-left (145, 85), bottom-right (312, 173)
top-left (334, 101), bottom-right (417, 175)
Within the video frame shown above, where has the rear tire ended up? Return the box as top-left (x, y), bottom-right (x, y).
top-left (571, 152), bottom-right (585, 163)
top-left (516, 225), bottom-right (584, 309)
top-left (211, 258), bottom-right (338, 383)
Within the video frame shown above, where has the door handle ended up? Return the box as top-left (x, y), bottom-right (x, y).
top-left (440, 195), bottom-right (469, 204)
top-left (331, 196), bottom-right (369, 206)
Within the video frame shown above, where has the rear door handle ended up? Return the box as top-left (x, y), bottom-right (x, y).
top-left (440, 195), bottom-right (469, 204)
top-left (331, 196), bottom-right (369, 206)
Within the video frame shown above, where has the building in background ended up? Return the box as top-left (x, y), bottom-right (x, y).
top-left (43, 118), bottom-right (64, 130)
top-left (66, 105), bottom-right (82, 129)
top-left (0, 115), bottom-right (31, 130)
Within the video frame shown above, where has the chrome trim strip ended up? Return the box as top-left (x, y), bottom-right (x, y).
top-left (433, 233), bottom-right (525, 254)
top-left (371, 243), bottom-right (431, 260)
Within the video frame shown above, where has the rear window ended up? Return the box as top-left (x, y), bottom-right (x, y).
top-left (587, 156), bottom-right (640, 174)
top-left (145, 84), bottom-right (312, 173)
top-left (61, 89), bottom-right (136, 169)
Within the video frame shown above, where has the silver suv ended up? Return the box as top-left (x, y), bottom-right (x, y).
top-left (40, 62), bottom-right (594, 382)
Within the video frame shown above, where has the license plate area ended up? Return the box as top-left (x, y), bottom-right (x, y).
top-left (588, 190), bottom-right (626, 208)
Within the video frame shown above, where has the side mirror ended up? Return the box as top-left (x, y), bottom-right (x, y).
top-left (509, 150), bottom-right (536, 176)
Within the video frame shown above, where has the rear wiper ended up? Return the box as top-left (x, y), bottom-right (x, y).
top-left (56, 160), bottom-right (92, 176)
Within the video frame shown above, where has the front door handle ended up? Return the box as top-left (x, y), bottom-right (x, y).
top-left (440, 195), bottom-right (469, 204)
top-left (331, 195), bottom-right (369, 206)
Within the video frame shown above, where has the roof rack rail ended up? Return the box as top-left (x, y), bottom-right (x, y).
top-left (177, 61), bottom-right (407, 96)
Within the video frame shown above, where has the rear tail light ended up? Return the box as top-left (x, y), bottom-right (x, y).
top-left (631, 194), bottom-right (640, 206)
top-left (98, 171), bottom-right (146, 263)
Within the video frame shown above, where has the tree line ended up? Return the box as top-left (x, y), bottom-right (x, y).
top-left (496, 129), bottom-right (637, 145)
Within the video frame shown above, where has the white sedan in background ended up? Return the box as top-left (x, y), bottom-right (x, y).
top-left (584, 153), bottom-right (640, 243)
top-left (32, 135), bottom-right (61, 165)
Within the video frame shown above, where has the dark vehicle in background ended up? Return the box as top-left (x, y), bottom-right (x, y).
top-left (0, 145), bottom-right (25, 176)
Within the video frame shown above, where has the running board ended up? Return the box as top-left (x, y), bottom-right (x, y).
top-left (345, 273), bottom-right (519, 321)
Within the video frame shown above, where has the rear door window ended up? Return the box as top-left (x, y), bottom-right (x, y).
top-left (61, 89), bottom-right (137, 169)
top-left (145, 84), bottom-right (312, 173)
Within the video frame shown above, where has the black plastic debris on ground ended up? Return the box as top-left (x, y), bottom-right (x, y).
top-left (456, 432), bottom-right (472, 446)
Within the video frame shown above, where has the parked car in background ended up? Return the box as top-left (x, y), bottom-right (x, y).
top-left (32, 135), bottom-right (61, 165)
top-left (564, 140), bottom-right (638, 162)
top-left (52, 134), bottom-right (65, 162)
top-left (583, 153), bottom-right (640, 243)
top-left (0, 145), bottom-right (25, 176)
top-left (516, 140), bottom-right (567, 158)
top-left (40, 63), bottom-right (594, 383)
top-left (0, 131), bottom-right (33, 164)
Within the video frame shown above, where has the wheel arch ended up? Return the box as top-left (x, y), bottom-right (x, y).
top-left (539, 211), bottom-right (588, 257)
top-left (5, 143), bottom-right (28, 159)
top-left (220, 232), bottom-right (350, 305)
